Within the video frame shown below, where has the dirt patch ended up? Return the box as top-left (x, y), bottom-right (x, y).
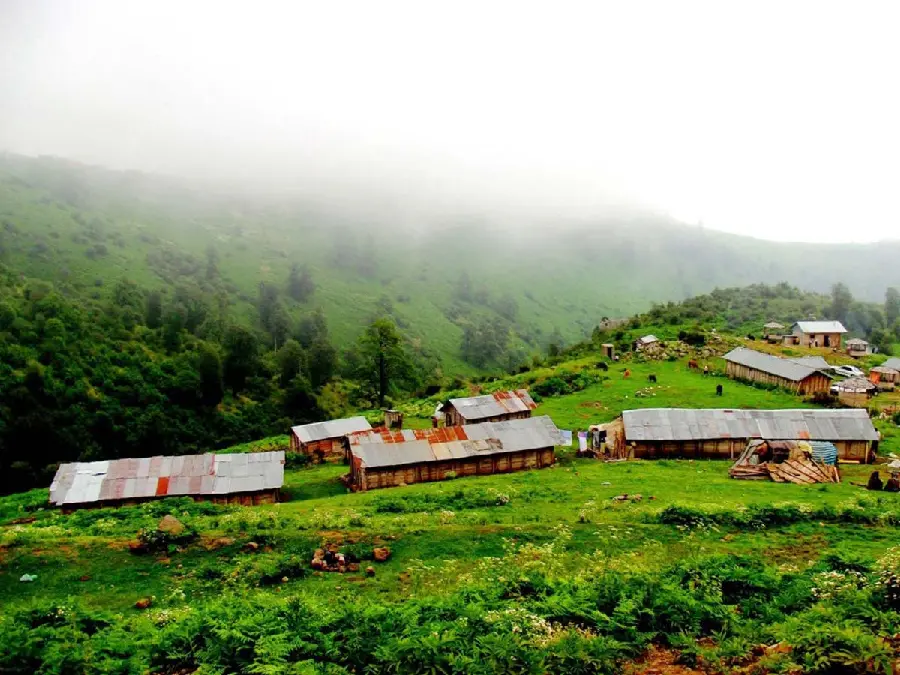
top-left (623, 646), bottom-right (707, 675)
top-left (578, 401), bottom-right (607, 409)
top-left (764, 534), bottom-right (827, 565)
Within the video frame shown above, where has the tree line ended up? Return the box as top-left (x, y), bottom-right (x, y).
top-left (0, 264), bottom-right (428, 494)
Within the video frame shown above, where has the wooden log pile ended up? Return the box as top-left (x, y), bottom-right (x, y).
top-left (730, 458), bottom-right (839, 484)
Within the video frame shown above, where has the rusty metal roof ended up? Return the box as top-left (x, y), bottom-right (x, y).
top-left (792, 321), bottom-right (847, 334)
top-left (442, 389), bottom-right (536, 421)
top-left (347, 425), bottom-right (471, 446)
top-left (351, 416), bottom-right (560, 469)
top-left (291, 416), bottom-right (372, 444)
top-left (622, 408), bottom-right (879, 443)
top-left (49, 451), bottom-right (285, 507)
top-left (724, 347), bottom-right (831, 382)
top-left (845, 338), bottom-right (869, 346)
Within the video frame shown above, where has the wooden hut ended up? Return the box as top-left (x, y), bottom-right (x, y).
top-left (845, 338), bottom-right (872, 358)
top-left (49, 451), bottom-right (285, 510)
top-left (618, 408), bottom-right (878, 463)
top-left (790, 321), bottom-right (848, 349)
top-left (345, 416), bottom-right (560, 491)
top-left (831, 377), bottom-right (876, 408)
top-left (290, 416), bottom-right (372, 461)
top-left (441, 390), bottom-right (536, 426)
top-left (763, 322), bottom-right (785, 342)
top-left (723, 347), bottom-right (832, 395)
top-left (870, 359), bottom-right (900, 391)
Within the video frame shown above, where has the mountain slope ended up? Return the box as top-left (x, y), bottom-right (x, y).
top-left (1, 153), bottom-right (898, 373)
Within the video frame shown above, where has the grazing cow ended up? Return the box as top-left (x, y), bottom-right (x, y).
top-left (623, 369), bottom-right (631, 378)
top-left (747, 334), bottom-right (756, 341)
top-left (715, 384), bottom-right (723, 396)
top-left (598, 362), bottom-right (609, 371)
top-left (648, 374), bottom-right (657, 383)
top-left (688, 360), bottom-right (699, 370)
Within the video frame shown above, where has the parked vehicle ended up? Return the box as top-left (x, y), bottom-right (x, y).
top-left (832, 365), bottom-right (864, 378)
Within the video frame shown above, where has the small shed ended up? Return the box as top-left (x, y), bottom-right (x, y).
top-left (49, 451), bottom-right (285, 509)
top-left (383, 409), bottom-right (403, 429)
top-left (723, 347), bottom-right (833, 395)
top-left (601, 343), bottom-right (615, 359)
top-left (832, 376), bottom-right (876, 407)
top-left (763, 322), bottom-right (785, 342)
top-left (290, 416), bottom-right (373, 461)
top-left (870, 365), bottom-right (900, 391)
top-left (441, 389), bottom-right (536, 426)
top-left (845, 338), bottom-right (871, 358)
top-left (345, 416), bottom-right (561, 491)
top-left (790, 321), bottom-right (848, 349)
top-left (633, 335), bottom-right (659, 351)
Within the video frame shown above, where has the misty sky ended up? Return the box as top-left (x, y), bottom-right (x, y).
top-left (1, 1), bottom-right (898, 243)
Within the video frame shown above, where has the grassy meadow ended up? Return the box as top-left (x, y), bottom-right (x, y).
top-left (3, 355), bottom-right (900, 673)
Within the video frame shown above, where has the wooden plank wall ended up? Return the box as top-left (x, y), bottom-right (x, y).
top-left (352, 448), bottom-right (555, 491)
top-left (725, 362), bottom-right (830, 395)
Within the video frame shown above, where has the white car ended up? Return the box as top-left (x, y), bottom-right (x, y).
top-left (831, 365), bottom-right (864, 378)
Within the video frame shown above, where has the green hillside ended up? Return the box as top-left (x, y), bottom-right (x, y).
top-left (3, 153), bottom-right (900, 377)
top-left (3, 354), bottom-right (900, 673)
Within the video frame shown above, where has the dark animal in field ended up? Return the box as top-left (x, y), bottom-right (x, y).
top-left (886, 477), bottom-right (900, 493)
top-left (597, 362), bottom-right (609, 371)
top-left (747, 334), bottom-right (756, 341)
top-left (623, 369), bottom-right (631, 378)
top-left (688, 360), bottom-right (699, 370)
top-left (867, 471), bottom-right (884, 491)
top-left (715, 384), bottom-right (723, 396)
top-left (648, 374), bottom-right (657, 383)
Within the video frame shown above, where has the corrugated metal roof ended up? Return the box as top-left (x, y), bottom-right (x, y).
top-left (789, 355), bottom-right (831, 369)
top-left (764, 322), bottom-right (785, 329)
top-left (443, 389), bottom-right (537, 422)
top-left (870, 366), bottom-right (900, 375)
top-left (724, 347), bottom-right (829, 382)
top-left (291, 416), bottom-right (372, 444)
top-left (881, 358), bottom-right (900, 371)
top-left (792, 321), bottom-right (848, 334)
top-left (637, 335), bottom-right (659, 345)
top-left (845, 338), bottom-right (869, 346)
top-left (622, 408), bottom-right (879, 443)
top-left (351, 416), bottom-right (560, 469)
top-left (49, 451), bottom-right (285, 506)
top-left (348, 425), bottom-right (471, 446)
top-left (832, 377), bottom-right (876, 393)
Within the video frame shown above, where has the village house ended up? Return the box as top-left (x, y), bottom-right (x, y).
top-left (723, 347), bottom-right (833, 395)
top-left (763, 322), bottom-right (785, 342)
top-left (49, 451), bottom-right (285, 509)
top-left (290, 416), bottom-right (372, 461)
top-left (845, 338), bottom-right (872, 358)
top-left (345, 416), bottom-right (561, 491)
top-left (441, 389), bottom-right (536, 426)
top-left (600, 408), bottom-right (878, 463)
top-left (789, 321), bottom-right (848, 349)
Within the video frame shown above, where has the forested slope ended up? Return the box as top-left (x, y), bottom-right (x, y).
top-left (2, 153), bottom-right (900, 375)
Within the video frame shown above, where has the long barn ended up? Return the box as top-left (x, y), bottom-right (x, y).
top-left (615, 408), bottom-right (878, 463)
top-left (346, 416), bottom-right (561, 491)
top-left (49, 451), bottom-right (285, 509)
top-left (723, 347), bottom-right (832, 394)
